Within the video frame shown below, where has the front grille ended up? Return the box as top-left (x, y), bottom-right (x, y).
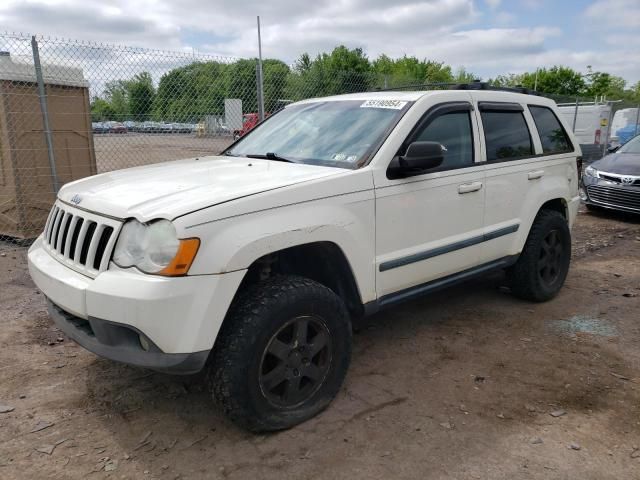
top-left (598, 173), bottom-right (640, 186)
top-left (42, 202), bottom-right (122, 277)
top-left (587, 185), bottom-right (640, 212)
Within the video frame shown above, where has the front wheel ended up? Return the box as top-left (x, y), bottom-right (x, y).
top-left (507, 210), bottom-right (571, 302)
top-left (207, 275), bottom-right (352, 431)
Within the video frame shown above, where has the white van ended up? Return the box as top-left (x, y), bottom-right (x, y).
top-left (611, 107), bottom-right (640, 144)
top-left (558, 103), bottom-right (612, 161)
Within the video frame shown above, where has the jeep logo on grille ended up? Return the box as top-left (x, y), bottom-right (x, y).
top-left (621, 177), bottom-right (634, 185)
top-left (70, 194), bottom-right (82, 205)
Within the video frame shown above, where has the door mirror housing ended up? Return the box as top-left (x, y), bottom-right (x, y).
top-left (388, 141), bottom-right (445, 178)
top-left (607, 144), bottom-right (621, 154)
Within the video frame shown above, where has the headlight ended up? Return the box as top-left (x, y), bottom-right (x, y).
top-left (584, 166), bottom-right (598, 178)
top-left (113, 219), bottom-right (199, 276)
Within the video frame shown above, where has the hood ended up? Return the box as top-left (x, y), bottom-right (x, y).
top-left (58, 156), bottom-right (343, 220)
top-left (591, 152), bottom-right (640, 175)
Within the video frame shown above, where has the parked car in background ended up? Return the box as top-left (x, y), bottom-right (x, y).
top-left (91, 122), bottom-right (109, 134)
top-left (124, 121), bottom-right (138, 132)
top-left (169, 123), bottom-right (196, 134)
top-left (558, 102), bottom-right (611, 162)
top-left (581, 134), bottom-right (640, 213)
top-left (107, 122), bottom-right (128, 134)
top-left (139, 122), bottom-right (162, 133)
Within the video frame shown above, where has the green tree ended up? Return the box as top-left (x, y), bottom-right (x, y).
top-left (90, 71), bottom-right (156, 121)
top-left (288, 46), bottom-right (373, 98)
top-left (103, 80), bottom-right (129, 119)
top-left (584, 70), bottom-right (628, 99)
top-left (90, 98), bottom-right (115, 121)
top-left (453, 67), bottom-right (476, 84)
top-left (262, 59), bottom-right (291, 112)
top-left (154, 61), bottom-right (228, 121)
top-left (488, 73), bottom-right (525, 88)
top-left (226, 59), bottom-right (259, 113)
top-left (371, 56), bottom-right (455, 88)
top-left (423, 61), bottom-right (454, 83)
top-left (125, 72), bottom-right (155, 121)
top-left (519, 66), bottom-right (586, 95)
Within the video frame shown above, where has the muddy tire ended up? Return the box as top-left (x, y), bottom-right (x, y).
top-left (508, 210), bottom-right (571, 302)
top-left (207, 275), bottom-right (352, 432)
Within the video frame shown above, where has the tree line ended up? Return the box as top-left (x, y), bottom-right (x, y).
top-left (91, 45), bottom-right (640, 122)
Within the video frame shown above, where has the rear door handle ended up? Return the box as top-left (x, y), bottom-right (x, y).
top-left (458, 182), bottom-right (483, 194)
top-left (528, 170), bottom-right (545, 180)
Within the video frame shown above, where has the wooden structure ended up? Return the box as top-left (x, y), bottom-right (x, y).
top-left (0, 52), bottom-right (96, 239)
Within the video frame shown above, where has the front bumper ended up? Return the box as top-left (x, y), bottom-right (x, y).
top-left (581, 174), bottom-right (640, 213)
top-left (28, 236), bottom-right (246, 374)
top-left (47, 300), bottom-right (209, 374)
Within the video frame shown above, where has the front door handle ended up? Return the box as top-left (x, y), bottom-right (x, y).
top-left (528, 170), bottom-right (545, 180)
top-left (458, 182), bottom-right (483, 194)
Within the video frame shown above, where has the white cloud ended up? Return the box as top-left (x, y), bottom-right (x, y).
top-left (0, 0), bottom-right (637, 84)
top-left (494, 11), bottom-right (516, 24)
top-left (585, 0), bottom-right (640, 28)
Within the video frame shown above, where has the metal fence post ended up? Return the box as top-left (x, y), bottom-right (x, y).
top-left (572, 97), bottom-right (579, 132)
top-left (31, 35), bottom-right (59, 193)
top-left (256, 16), bottom-right (265, 121)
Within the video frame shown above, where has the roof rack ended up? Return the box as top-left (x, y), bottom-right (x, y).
top-left (375, 80), bottom-right (540, 96)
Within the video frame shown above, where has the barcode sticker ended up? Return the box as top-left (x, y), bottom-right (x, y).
top-left (360, 100), bottom-right (407, 109)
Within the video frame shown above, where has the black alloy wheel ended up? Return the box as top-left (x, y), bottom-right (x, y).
top-left (259, 315), bottom-right (332, 407)
top-left (538, 229), bottom-right (564, 286)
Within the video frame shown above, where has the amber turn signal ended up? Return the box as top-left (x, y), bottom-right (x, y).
top-left (159, 238), bottom-right (200, 276)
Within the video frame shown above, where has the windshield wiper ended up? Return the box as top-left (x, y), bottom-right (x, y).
top-left (245, 152), bottom-right (297, 163)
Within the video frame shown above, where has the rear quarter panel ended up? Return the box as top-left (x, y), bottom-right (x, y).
top-left (473, 93), bottom-right (580, 261)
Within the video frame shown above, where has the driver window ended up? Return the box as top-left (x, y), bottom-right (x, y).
top-left (413, 111), bottom-right (474, 169)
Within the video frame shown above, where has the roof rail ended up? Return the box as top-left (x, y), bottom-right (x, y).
top-left (375, 80), bottom-right (540, 96)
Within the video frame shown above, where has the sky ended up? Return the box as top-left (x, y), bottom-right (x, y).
top-left (0, 0), bottom-right (639, 84)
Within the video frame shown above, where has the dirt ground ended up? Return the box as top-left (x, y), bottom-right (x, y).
top-left (94, 134), bottom-right (233, 173)
top-left (1, 206), bottom-right (639, 480)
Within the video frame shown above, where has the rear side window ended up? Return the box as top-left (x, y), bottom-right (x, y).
top-left (480, 111), bottom-right (533, 161)
top-left (529, 106), bottom-right (573, 154)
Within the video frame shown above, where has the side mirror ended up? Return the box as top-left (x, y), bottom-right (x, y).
top-left (607, 144), bottom-right (621, 154)
top-left (388, 141), bottom-right (445, 178)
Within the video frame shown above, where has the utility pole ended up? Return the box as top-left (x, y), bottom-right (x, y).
top-left (256, 16), bottom-right (265, 122)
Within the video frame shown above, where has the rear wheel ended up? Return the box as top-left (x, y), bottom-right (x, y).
top-left (207, 275), bottom-right (351, 431)
top-left (508, 210), bottom-right (571, 302)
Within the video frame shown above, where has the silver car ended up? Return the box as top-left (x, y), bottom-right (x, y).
top-left (581, 134), bottom-right (640, 213)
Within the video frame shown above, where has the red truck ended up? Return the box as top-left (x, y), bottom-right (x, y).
top-left (233, 113), bottom-right (262, 139)
top-left (233, 101), bottom-right (292, 139)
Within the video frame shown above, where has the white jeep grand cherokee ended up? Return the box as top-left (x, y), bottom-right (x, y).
top-left (28, 87), bottom-right (581, 431)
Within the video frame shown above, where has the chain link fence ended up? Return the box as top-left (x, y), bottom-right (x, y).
top-left (1, 31), bottom-right (639, 256)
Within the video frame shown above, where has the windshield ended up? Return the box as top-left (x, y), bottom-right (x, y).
top-left (619, 134), bottom-right (640, 154)
top-left (226, 100), bottom-right (410, 168)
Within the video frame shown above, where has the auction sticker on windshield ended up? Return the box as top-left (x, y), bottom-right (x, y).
top-left (360, 99), bottom-right (407, 109)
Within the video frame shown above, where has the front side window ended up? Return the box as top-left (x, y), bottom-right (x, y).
top-left (481, 110), bottom-right (533, 161)
top-left (227, 100), bottom-right (409, 168)
top-left (529, 106), bottom-right (572, 154)
top-left (619, 134), bottom-right (640, 154)
top-left (412, 111), bottom-right (474, 169)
